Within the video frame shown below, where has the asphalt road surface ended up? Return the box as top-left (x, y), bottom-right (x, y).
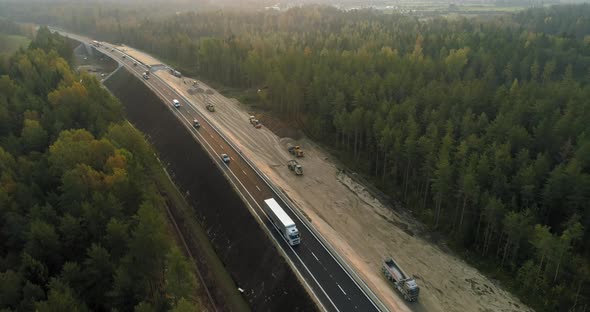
top-left (61, 32), bottom-right (384, 312)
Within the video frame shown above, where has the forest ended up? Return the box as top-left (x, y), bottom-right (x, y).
top-left (1, 2), bottom-right (589, 311)
top-left (0, 27), bottom-right (198, 311)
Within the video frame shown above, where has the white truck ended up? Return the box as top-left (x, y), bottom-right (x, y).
top-left (382, 258), bottom-right (420, 302)
top-left (287, 159), bottom-right (303, 175)
top-left (263, 198), bottom-right (300, 246)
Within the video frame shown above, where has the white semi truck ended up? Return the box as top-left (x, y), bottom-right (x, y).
top-left (382, 258), bottom-right (420, 302)
top-left (263, 198), bottom-right (300, 246)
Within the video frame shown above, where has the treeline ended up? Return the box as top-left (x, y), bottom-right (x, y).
top-left (514, 3), bottom-right (590, 39)
top-left (7, 4), bottom-right (590, 310)
top-left (0, 28), bottom-right (198, 311)
top-left (0, 18), bottom-right (34, 38)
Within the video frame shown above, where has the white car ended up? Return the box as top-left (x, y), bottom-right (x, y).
top-left (172, 99), bottom-right (181, 108)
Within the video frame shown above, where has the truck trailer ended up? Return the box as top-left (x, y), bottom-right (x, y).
top-left (382, 258), bottom-right (420, 302)
top-left (263, 198), bottom-right (300, 246)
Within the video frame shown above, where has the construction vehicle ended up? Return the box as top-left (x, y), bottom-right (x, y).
top-left (287, 143), bottom-right (304, 157)
top-left (287, 160), bottom-right (303, 175)
top-left (263, 198), bottom-right (300, 246)
top-left (382, 258), bottom-right (420, 302)
top-left (249, 115), bottom-right (262, 128)
top-left (205, 96), bottom-right (215, 112)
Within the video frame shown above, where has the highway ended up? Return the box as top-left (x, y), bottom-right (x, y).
top-left (60, 31), bottom-right (385, 312)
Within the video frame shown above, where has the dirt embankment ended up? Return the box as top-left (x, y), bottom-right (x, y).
top-left (104, 68), bottom-right (316, 311)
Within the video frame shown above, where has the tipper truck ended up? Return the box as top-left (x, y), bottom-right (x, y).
top-left (287, 143), bottom-right (304, 157)
top-left (287, 160), bottom-right (303, 175)
top-left (263, 198), bottom-right (300, 246)
top-left (249, 115), bottom-right (262, 128)
top-left (382, 258), bottom-right (420, 302)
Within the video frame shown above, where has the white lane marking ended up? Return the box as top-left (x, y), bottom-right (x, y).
top-left (312, 252), bottom-right (319, 261)
top-left (337, 284), bottom-right (347, 296)
top-left (256, 185), bottom-right (261, 192)
top-left (219, 144), bottom-right (223, 149)
top-left (242, 170), bottom-right (247, 176)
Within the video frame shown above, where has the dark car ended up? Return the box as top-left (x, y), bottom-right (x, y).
top-left (193, 119), bottom-right (201, 129)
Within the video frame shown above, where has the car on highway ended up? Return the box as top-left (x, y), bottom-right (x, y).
top-left (122, 55), bottom-right (126, 59)
top-left (172, 99), bottom-right (181, 108)
top-left (221, 153), bottom-right (230, 164)
top-left (133, 62), bottom-right (137, 66)
top-left (193, 119), bottom-right (201, 129)
top-left (142, 73), bottom-right (149, 80)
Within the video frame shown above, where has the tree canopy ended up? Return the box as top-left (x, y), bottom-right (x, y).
top-left (2, 3), bottom-right (589, 310)
top-left (0, 28), bottom-right (197, 311)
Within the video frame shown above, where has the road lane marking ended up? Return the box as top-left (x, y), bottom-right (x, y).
top-left (312, 252), bottom-right (319, 261)
top-left (256, 185), bottom-right (261, 192)
top-left (337, 284), bottom-right (347, 296)
top-left (242, 170), bottom-right (247, 176)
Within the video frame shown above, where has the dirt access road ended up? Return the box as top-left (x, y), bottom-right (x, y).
top-left (128, 47), bottom-right (531, 312)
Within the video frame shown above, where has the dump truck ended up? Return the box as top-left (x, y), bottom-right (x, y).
top-left (287, 143), bottom-right (304, 157)
top-left (263, 198), bottom-right (300, 246)
top-left (382, 258), bottom-right (420, 302)
top-left (249, 115), bottom-right (262, 128)
top-left (287, 160), bottom-right (303, 175)
top-left (204, 96), bottom-right (215, 112)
